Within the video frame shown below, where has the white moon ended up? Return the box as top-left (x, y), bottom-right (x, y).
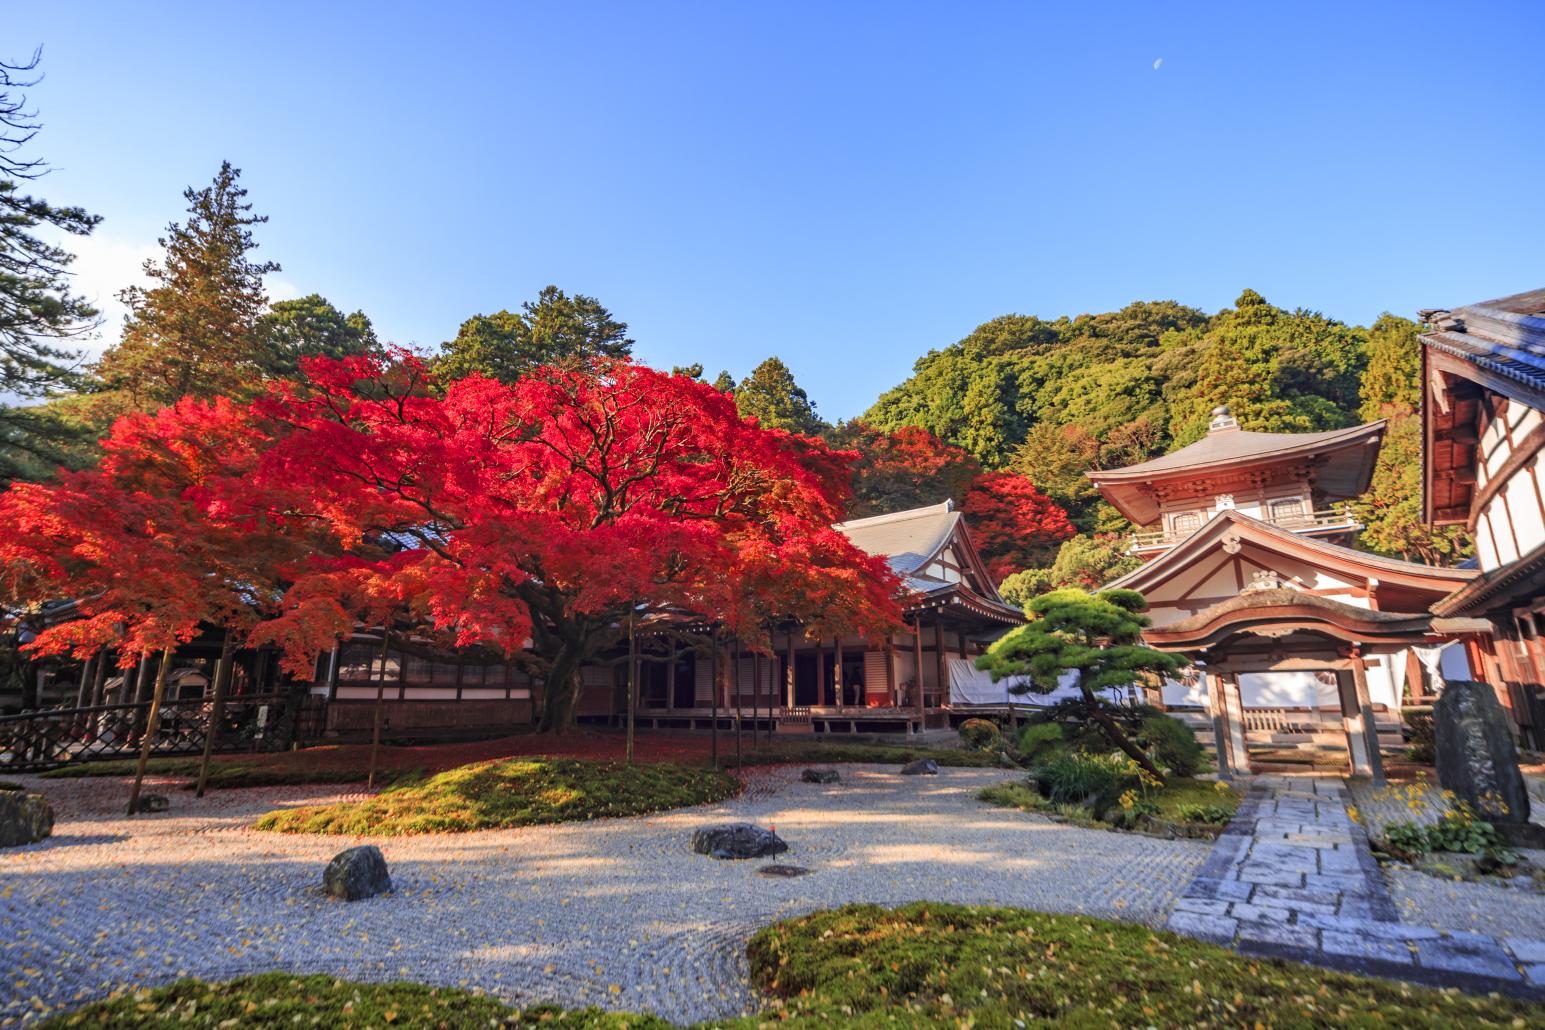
top-left (1153, 58), bottom-right (1163, 70)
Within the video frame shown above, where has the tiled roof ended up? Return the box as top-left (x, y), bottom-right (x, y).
top-left (834, 501), bottom-right (961, 578)
top-left (1087, 421), bottom-right (1384, 480)
top-left (1421, 287), bottom-right (1545, 401)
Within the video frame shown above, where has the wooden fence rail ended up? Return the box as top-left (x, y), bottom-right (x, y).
top-left (0, 693), bottom-right (323, 774)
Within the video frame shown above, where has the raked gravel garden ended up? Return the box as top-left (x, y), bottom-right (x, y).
top-left (1, 762), bottom-right (1213, 1026)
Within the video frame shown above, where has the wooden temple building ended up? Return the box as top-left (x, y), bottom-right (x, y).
top-left (1088, 405), bottom-right (1484, 780)
top-left (1421, 287), bottom-right (1545, 748)
top-left (318, 500), bottom-right (1029, 739)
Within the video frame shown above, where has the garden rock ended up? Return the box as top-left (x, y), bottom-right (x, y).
top-left (691, 822), bottom-right (787, 860)
top-left (900, 758), bottom-right (939, 776)
top-left (0, 788), bottom-right (53, 847)
top-left (135, 794), bottom-right (170, 814)
top-left (801, 768), bottom-right (840, 784)
top-left (1434, 680), bottom-right (1531, 826)
top-left (323, 845), bottom-right (393, 900)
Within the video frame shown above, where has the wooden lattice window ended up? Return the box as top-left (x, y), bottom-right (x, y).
top-left (1170, 511), bottom-right (1202, 536)
top-left (1269, 497), bottom-right (1306, 524)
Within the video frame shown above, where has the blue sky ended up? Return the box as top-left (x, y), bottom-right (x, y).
top-left (12, 2), bottom-right (1545, 419)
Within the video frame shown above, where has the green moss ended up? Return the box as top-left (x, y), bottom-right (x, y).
top-left (35, 974), bottom-right (667, 1028)
top-left (52, 911), bottom-right (1542, 1029)
top-left (741, 903), bottom-right (1540, 1028)
top-left (981, 775), bottom-right (1239, 836)
top-left (253, 758), bottom-right (738, 836)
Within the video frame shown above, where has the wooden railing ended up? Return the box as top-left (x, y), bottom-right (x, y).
top-left (0, 693), bottom-right (323, 774)
top-left (777, 706), bottom-right (812, 724)
top-left (1132, 507), bottom-right (1360, 549)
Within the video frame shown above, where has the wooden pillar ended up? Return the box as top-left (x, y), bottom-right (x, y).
top-left (885, 641), bottom-right (896, 709)
top-left (835, 635), bottom-right (845, 712)
top-left (1349, 652), bottom-right (1386, 785)
top-left (666, 639), bottom-right (677, 712)
top-left (1206, 670), bottom-right (1235, 780)
top-left (785, 632), bottom-right (795, 709)
top-left (325, 645), bottom-right (341, 702)
top-left (1404, 648), bottom-right (1425, 706)
top-left (820, 637), bottom-right (829, 707)
top-left (957, 628), bottom-right (968, 660)
top-left (1334, 667), bottom-right (1374, 779)
top-left (913, 617), bottom-right (925, 717)
top-left (74, 651), bottom-right (98, 712)
top-left (1222, 674), bottom-right (1250, 776)
top-left (933, 612), bottom-right (948, 710)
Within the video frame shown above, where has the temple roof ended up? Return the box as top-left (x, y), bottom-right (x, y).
top-left (834, 500), bottom-right (1023, 623)
top-left (1421, 287), bottom-right (1545, 407)
top-left (1104, 509), bottom-right (1475, 611)
top-left (1086, 411), bottom-right (1385, 526)
top-left (1142, 588), bottom-right (1444, 652)
top-left (835, 501), bottom-right (962, 579)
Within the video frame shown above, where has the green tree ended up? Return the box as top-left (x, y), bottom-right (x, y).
top-left (97, 162), bottom-right (280, 406)
top-left (670, 362), bottom-right (704, 380)
top-left (436, 285), bottom-right (631, 383)
top-left (999, 534), bottom-right (1143, 606)
top-left (711, 370), bottom-right (735, 393)
top-left (976, 588), bottom-right (1180, 780)
top-left (254, 294), bottom-right (380, 378)
top-left (0, 49), bottom-right (103, 486)
top-left (1350, 313), bottom-right (1469, 564)
top-left (735, 357), bottom-right (825, 434)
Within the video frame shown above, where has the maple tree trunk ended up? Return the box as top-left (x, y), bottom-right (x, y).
top-left (195, 631), bottom-right (236, 798)
top-left (127, 646), bottom-right (175, 816)
top-left (536, 648), bottom-right (586, 734)
top-left (1081, 685), bottom-right (1166, 784)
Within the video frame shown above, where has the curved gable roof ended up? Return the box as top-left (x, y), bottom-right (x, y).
top-left (1104, 509), bottom-right (1475, 605)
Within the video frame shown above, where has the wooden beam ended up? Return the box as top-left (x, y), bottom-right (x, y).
top-left (934, 612), bottom-right (948, 710)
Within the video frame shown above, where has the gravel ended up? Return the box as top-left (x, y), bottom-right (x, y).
top-left (0, 764), bottom-right (1208, 1026)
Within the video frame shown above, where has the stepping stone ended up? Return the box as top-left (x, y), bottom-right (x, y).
top-left (1167, 911), bottom-right (1236, 945)
top-left (1416, 937), bottom-right (1520, 980)
top-left (1321, 930), bottom-right (1415, 964)
top-left (758, 864), bottom-right (811, 878)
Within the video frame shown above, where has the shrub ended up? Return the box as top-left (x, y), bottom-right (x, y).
top-left (1403, 706), bottom-right (1435, 764)
top-left (1030, 752), bottom-right (1136, 817)
top-left (1015, 722), bottom-right (1066, 764)
top-left (1173, 802), bottom-right (1235, 825)
top-left (958, 718), bottom-right (1003, 751)
top-left (1425, 810), bottom-right (1506, 855)
top-left (1134, 712), bottom-right (1204, 777)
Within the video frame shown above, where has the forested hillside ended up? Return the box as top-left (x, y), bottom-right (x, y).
top-left (859, 289), bottom-right (1468, 592)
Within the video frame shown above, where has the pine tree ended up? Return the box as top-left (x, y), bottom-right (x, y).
top-left (735, 357), bottom-right (825, 435)
top-left (0, 49), bottom-right (103, 486)
top-left (97, 162), bottom-right (279, 406)
top-left (436, 286), bottom-right (631, 383)
top-left (254, 294), bottom-right (380, 378)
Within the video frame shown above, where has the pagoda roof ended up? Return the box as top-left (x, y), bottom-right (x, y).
top-left (1086, 415), bottom-right (1385, 526)
top-left (1420, 287), bottom-right (1545, 407)
top-left (1104, 509), bottom-right (1475, 609)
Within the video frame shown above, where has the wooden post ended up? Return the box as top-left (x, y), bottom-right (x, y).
top-left (325, 645), bottom-right (341, 702)
top-left (1206, 670), bottom-right (1234, 781)
top-left (86, 649), bottom-right (110, 739)
top-left (785, 631), bottom-right (795, 709)
top-left (1222, 674), bottom-right (1250, 776)
top-left (885, 641), bottom-right (896, 710)
top-left (367, 628), bottom-right (393, 788)
top-left (709, 639), bottom-right (720, 768)
top-left (626, 607), bottom-right (638, 766)
top-left (1349, 652), bottom-right (1386, 785)
top-left (913, 617), bottom-right (925, 718)
top-left (733, 637), bottom-right (743, 771)
top-left (195, 631), bottom-right (237, 797)
top-left (74, 651), bottom-right (98, 714)
top-left (666, 638), bottom-right (677, 712)
top-left (934, 612), bottom-right (948, 711)
top-left (835, 635), bottom-right (845, 713)
top-left (126, 645), bottom-right (175, 816)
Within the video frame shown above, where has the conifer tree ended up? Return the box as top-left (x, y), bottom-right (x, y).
top-left (437, 286), bottom-right (631, 383)
top-left (97, 162), bottom-right (279, 406)
top-left (735, 357), bottom-right (825, 435)
top-left (0, 49), bottom-right (103, 485)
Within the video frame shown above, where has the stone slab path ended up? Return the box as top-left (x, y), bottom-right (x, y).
top-left (1, 765), bottom-right (1208, 1026)
top-left (1167, 775), bottom-right (1545, 997)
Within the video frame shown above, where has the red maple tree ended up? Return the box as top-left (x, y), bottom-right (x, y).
top-left (832, 421), bottom-right (982, 519)
top-left (961, 471), bottom-right (1075, 582)
top-left (238, 355), bottom-right (903, 731)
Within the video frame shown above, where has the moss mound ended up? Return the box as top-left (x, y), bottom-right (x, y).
top-left (254, 758), bottom-right (737, 836)
top-left (37, 975), bottom-right (664, 1028)
top-left (47, 909), bottom-right (1542, 1028)
top-left (745, 903), bottom-right (1540, 1028)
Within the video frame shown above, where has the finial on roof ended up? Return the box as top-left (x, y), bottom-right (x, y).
top-left (1208, 405), bottom-right (1238, 433)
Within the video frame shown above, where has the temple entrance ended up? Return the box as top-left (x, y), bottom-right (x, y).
top-left (794, 653), bottom-right (821, 706)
